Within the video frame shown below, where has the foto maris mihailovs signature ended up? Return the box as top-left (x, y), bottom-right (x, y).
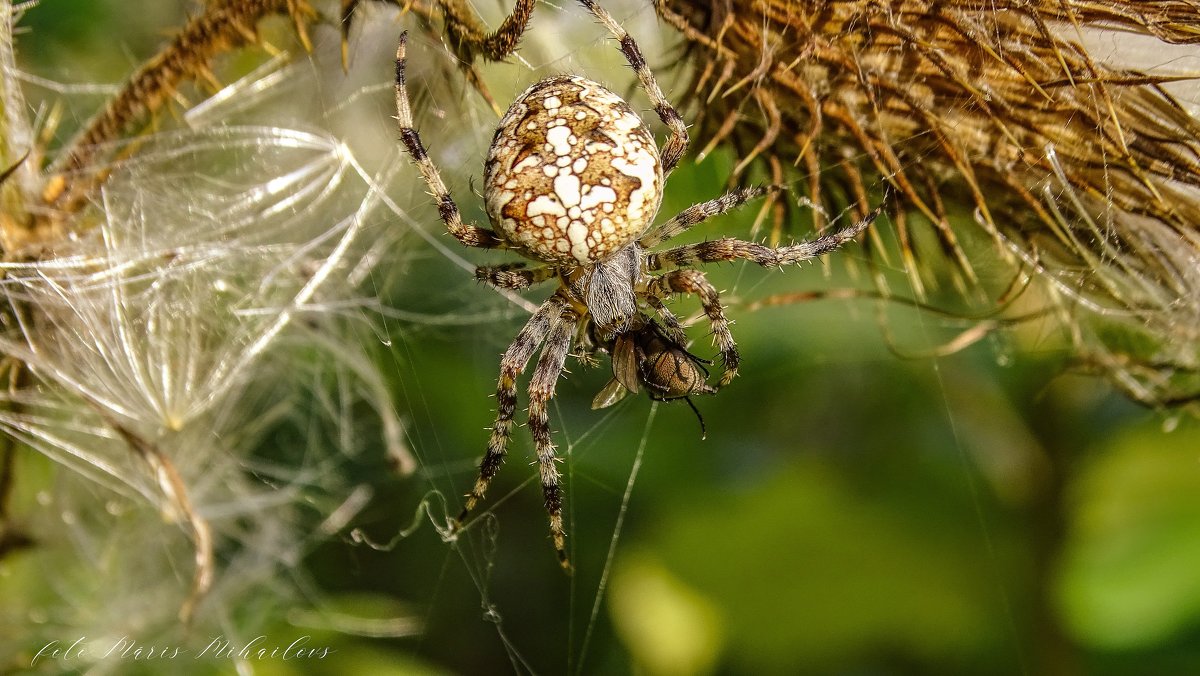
top-left (31, 634), bottom-right (334, 666)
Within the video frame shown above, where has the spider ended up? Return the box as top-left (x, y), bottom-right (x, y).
top-left (393, 0), bottom-right (882, 568)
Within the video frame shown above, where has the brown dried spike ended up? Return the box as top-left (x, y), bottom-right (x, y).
top-left (43, 0), bottom-right (318, 218)
top-left (657, 0), bottom-right (1200, 407)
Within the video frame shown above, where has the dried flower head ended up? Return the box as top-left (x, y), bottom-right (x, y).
top-left (0, 1), bottom-right (414, 667)
top-left (658, 0), bottom-right (1200, 408)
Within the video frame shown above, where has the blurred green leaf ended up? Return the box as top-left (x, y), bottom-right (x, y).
top-left (644, 459), bottom-right (1009, 673)
top-left (1057, 421), bottom-right (1200, 649)
top-left (609, 552), bottom-right (724, 676)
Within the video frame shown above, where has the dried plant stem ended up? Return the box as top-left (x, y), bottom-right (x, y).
top-left (0, 0), bottom-right (37, 255)
top-left (0, 358), bottom-right (32, 559)
top-left (89, 401), bottom-right (214, 623)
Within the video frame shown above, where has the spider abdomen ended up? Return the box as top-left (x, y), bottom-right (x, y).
top-left (484, 75), bottom-right (663, 265)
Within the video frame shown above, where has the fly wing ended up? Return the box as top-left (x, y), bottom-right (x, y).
top-left (591, 377), bottom-right (629, 409)
top-left (610, 333), bottom-right (641, 394)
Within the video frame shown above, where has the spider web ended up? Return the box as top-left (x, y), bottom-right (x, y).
top-left (347, 2), bottom-right (1030, 673)
top-left (384, 3), bottom-right (1200, 664)
top-left (1, 0), bottom-right (1055, 672)
top-left (9, 0), bottom-right (1198, 673)
top-left (343, 2), bottom-right (1046, 673)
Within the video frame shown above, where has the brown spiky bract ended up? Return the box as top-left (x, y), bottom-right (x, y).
top-left (658, 0), bottom-right (1200, 408)
top-left (40, 0), bottom-right (316, 220)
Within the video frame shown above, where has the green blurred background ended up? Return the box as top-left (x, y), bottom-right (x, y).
top-left (10, 1), bottom-right (1200, 674)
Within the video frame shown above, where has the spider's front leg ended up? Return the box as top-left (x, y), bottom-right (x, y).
top-left (647, 204), bottom-right (882, 271)
top-left (394, 32), bottom-right (506, 250)
top-left (643, 294), bottom-right (687, 344)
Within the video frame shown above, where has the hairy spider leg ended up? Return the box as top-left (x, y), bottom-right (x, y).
top-left (642, 295), bottom-right (687, 343)
top-left (527, 308), bottom-right (579, 569)
top-left (457, 296), bottom-right (570, 528)
top-left (475, 263), bottom-right (557, 290)
top-left (636, 185), bottom-right (780, 352)
top-left (639, 185), bottom-right (778, 248)
top-left (343, 0), bottom-right (535, 68)
top-left (394, 32), bottom-right (505, 249)
top-left (646, 205), bottom-right (882, 272)
top-left (578, 0), bottom-right (689, 175)
top-left (646, 270), bottom-right (740, 386)
top-left (440, 0), bottom-right (537, 62)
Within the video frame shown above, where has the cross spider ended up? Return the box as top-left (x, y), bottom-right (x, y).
top-left (394, 0), bottom-right (881, 568)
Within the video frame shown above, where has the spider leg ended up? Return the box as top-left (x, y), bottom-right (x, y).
top-left (526, 307), bottom-right (579, 569)
top-left (475, 263), bottom-right (557, 290)
top-left (343, 0), bottom-right (533, 66)
top-left (440, 0), bottom-right (537, 63)
top-left (395, 33), bottom-right (506, 250)
top-left (639, 186), bottom-right (778, 248)
top-left (646, 204), bottom-right (882, 272)
top-left (577, 0), bottom-right (689, 175)
top-left (457, 295), bottom-right (569, 525)
top-left (647, 270), bottom-right (740, 386)
top-left (642, 295), bottom-right (687, 344)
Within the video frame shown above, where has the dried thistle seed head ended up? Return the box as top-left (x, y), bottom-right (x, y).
top-left (658, 0), bottom-right (1200, 408)
top-left (484, 75), bottom-right (663, 265)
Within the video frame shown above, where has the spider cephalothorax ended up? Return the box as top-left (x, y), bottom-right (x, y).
top-left (394, 0), bottom-right (881, 568)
